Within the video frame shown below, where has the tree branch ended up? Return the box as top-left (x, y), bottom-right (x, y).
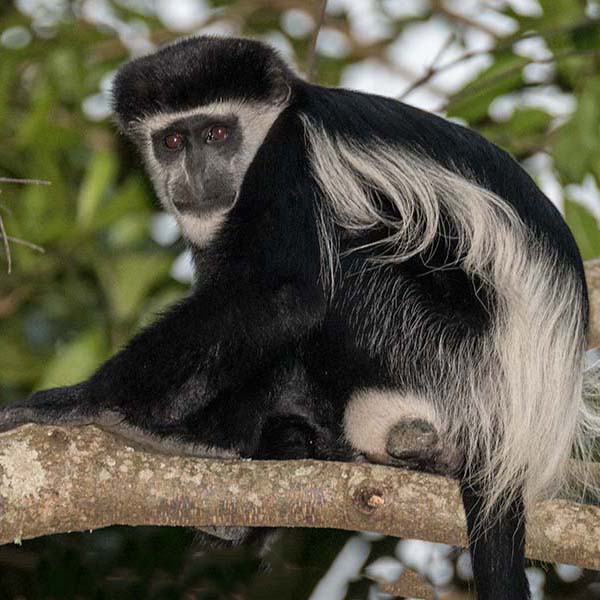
top-left (1, 423), bottom-right (599, 572)
top-left (433, 3), bottom-right (500, 39)
top-left (306, 0), bottom-right (328, 82)
top-left (0, 178), bottom-right (49, 274)
top-left (398, 31), bottom-right (456, 101)
top-left (397, 17), bottom-right (599, 106)
top-left (585, 258), bottom-right (600, 348)
top-left (440, 48), bottom-right (600, 114)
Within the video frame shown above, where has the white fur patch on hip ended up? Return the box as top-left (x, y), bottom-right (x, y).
top-left (344, 388), bottom-right (440, 463)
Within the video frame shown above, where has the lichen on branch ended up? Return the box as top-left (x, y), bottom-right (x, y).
top-left (1, 423), bottom-right (599, 573)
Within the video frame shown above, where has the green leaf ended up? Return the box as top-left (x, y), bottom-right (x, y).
top-left (17, 151), bottom-right (70, 243)
top-left (572, 21), bottom-right (600, 51)
top-left (47, 48), bottom-right (84, 103)
top-left (0, 55), bottom-right (17, 130)
top-left (553, 78), bottom-right (600, 184)
top-left (446, 52), bottom-right (527, 123)
top-left (0, 332), bottom-right (43, 387)
top-left (564, 198), bottom-right (600, 260)
top-left (105, 213), bottom-right (152, 248)
top-left (538, 0), bottom-right (584, 27)
top-left (504, 108), bottom-right (553, 136)
top-left (481, 108), bottom-right (552, 156)
top-left (94, 174), bottom-right (153, 230)
top-left (38, 326), bottom-right (108, 389)
top-left (96, 252), bottom-right (173, 321)
top-left (77, 149), bottom-right (118, 229)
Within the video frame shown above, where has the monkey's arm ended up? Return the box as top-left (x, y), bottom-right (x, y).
top-left (0, 278), bottom-right (324, 434)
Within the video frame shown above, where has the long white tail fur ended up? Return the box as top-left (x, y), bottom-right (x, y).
top-left (303, 118), bottom-right (599, 516)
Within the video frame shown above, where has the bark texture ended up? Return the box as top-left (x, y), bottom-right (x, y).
top-left (1, 423), bottom-right (599, 572)
top-left (585, 258), bottom-right (600, 348)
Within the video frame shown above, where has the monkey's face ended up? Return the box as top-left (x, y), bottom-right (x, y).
top-left (133, 101), bottom-right (285, 246)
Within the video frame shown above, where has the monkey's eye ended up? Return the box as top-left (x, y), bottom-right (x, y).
top-left (164, 132), bottom-right (185, 151)
top-left (206, 125), bottom-right (229, 144)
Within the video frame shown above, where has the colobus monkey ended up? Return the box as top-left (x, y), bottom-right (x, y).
top-left (1, 36), bottom-right (597, 600)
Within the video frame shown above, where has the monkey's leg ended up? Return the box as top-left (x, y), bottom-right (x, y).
top-left (385, 421), bottom-right (530, 599)
top-left (385, 418), bottom-right (461, 475)
top-left (344, 390), bottom-right (461, 474)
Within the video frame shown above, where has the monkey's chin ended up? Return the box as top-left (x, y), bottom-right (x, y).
top-left (177, 211), bottom-right (228, 247)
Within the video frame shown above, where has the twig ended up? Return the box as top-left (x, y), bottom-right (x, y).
top-left (307, 0), bottom-right (328, 82)
top-left (397, 17), bottom-right (599, 103)
top-left (399, 31), bottom-right (456, 100)
top-left (397, 42), bottom-right (496, 104)
top-left (435, 3), bottom-right (500, 39)
top-left (0, 178), bottom-right (51, 186)
top-left (0, 177), bottom-right (49, 273)
top-left (4, 236), bottom-right (45, 253)
top-left (0, 215), bottom-right (10, 274)
top-left (440, 47), bottom-right (600, 113)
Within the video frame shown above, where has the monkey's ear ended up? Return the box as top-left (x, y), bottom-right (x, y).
top-left (0, 384), bottom-right (111, 433)
top-left (270, 76), bottom-right (292, 107)
top-left (264, 57), bottom-right (294, 107)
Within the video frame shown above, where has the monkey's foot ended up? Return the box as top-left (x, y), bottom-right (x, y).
top-left (386, 418), bottom-right (459, 476)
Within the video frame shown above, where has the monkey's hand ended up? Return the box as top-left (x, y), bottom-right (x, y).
top-left (0, 383), bottom-right (101, 433)
top-left (0, 383), bottom-right (243, 461)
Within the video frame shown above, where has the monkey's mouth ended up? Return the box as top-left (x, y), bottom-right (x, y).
top-left (174, 193), bottom-right (238, 215)
top-left (173, 200), bottom-right (201, 213)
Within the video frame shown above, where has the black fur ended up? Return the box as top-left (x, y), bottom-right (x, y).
top-left (1, 36), bottom-right (589, 600)
top-left (112, 36), bottom-right (293, 127)
top-left (462, 479), bottom-right (529, 600)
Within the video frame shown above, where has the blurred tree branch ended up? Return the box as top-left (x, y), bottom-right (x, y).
top-left (432, 2), bottom-right (500, 38)
top-left (441, 47), bottom-right (600, 113)
top-left (398, 17), bottom-right (599, 106)
top-left (307, 0), bottom-right (328, 81)
top-left (0, 179), bottom-right (48, 274)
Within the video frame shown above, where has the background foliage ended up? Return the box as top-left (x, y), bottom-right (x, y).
top-left (1, 0), bottom-right (600, 598)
